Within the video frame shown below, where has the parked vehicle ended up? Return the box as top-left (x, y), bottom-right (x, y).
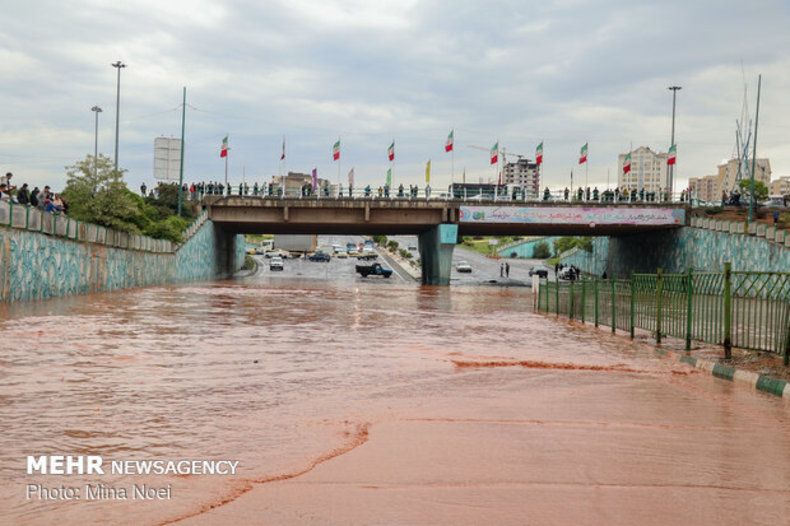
top-left (456, 261), bottom-right (472, 273)
top-left (308, 251), bottom-right (331, 262)
top-left (407, 244), bottom-right (417, 251)
top-left (335, 250), bottom-right (349, 258)
top-left (274, 234), bottom-right (316, 253)
top-left (528, 266), bottom-right (549, 278)
top-left (269, 256), bottom-right (284, 271)
top-left (558, 266), bottom-right (578, 280)
top-left (355, 263), bottom-right (393, 278)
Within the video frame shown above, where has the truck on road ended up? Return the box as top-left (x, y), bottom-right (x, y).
top-left (274, 234), bottom-right (316, 254)
top-left (355, 263), bottom-right (393, 278)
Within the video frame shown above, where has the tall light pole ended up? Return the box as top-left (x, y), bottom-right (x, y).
top-left (111, 61), bottom-right (126, 172)
top-left (668, 86), bottom-right (681, 198)
top-left (91, 106), bottom-right (102, 176)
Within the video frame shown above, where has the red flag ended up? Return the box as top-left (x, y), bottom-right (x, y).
top-left (220, 135), bottom-right (228, 158)
top-left (445, 130), bottom-right (454, 152)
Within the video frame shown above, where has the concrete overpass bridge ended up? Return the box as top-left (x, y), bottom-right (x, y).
top-left (205, 196), bottom-right (688, 284)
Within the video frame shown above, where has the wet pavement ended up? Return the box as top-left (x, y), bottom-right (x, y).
top-left (1, 253), bottom-right (788, 525)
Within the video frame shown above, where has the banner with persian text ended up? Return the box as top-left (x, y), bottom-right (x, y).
top-left (458, 207), bottom-right (685, 225)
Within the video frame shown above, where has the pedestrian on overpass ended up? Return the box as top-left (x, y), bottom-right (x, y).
top-left (505, 262), bottom-right (510, 278)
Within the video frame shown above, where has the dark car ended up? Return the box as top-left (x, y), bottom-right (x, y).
top-left (308, 251), bottom-right (330, 262)
top-left (528, 266), bottom-right (549, 278)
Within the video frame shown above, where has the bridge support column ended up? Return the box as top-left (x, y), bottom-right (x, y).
top-left (418, 224), bottom-right (458, 285)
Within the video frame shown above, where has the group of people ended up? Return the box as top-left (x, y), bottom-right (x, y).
top-left (555, 263), bottom-right (580, 281)
top-left (0, 172), bottom-right (65, 213)
top-left (500, 262), bottom-right (510, 278)
top-left (556, 186), bottom-right (675, 203)
top-left (153, 181), bottom-right (441, 201)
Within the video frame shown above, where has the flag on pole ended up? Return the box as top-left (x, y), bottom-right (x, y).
top-left (536, 142), bottom-right (543, 165)
top-left (348, 168), bottom-right (354, 187)
top-left (490, 141), bottom-right (498, 165)
top-left (387, 141), bottom-right (395, 161)
top-left (332, 140), bottom-right (340, 161)
top-left (220, 135), bottom-right (228, 158)
top-left (579, 143), bottom-right (588, 164)
top-left (386, 168), bottom-right (392, 187)
top-left (445, 130), bottom-right (454, 152)
top-left (311, 168), bottom-right (317, 191)
top-left (667, 144), bottom-right (677, 165)
top-left (623, 152), bottom-right (632, 173)
top-left (281, 136), bottom-right (285, 160)
top-left (426, 160), bottom-right (431, 183)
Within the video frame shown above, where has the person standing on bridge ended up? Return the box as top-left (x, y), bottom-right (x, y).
top-left (505, 262), bottom-right (510, 278)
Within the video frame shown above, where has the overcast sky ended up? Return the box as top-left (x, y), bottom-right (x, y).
top-left (2, 0), bottom-right (788, 193)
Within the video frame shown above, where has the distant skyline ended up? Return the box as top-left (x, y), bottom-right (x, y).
top-left (2, 0), bottom-right (789, 193)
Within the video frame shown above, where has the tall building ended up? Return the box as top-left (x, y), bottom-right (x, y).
top-left (502, 158), bottom-right (540, 197)
top-left (771, 176), bottom-right (790, 196)
top-left (687, 175), bottom-right (720, 203)
top-left (617, 146), bottom-right (669, 192)
top-left (716, 158), bottom-right (771, 193)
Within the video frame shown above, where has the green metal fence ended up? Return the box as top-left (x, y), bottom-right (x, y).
top-left (538, 264), bottom-right (790, 364)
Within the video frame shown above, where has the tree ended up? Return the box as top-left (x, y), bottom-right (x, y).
top-left (738, 179), bottom-right (769, 203)
top-left (533, 241), bottom-right (551, 259)
top-left (62, 155), bottom-right (142, 234)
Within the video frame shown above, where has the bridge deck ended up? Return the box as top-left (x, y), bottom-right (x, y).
top-left (205, 196), bottom-right (688, 236)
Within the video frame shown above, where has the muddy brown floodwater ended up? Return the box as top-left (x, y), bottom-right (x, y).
top-left (1, 277), bottom-right (788, 525)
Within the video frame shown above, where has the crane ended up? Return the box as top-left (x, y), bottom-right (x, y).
top-left (466, 145), bottom-right (528, 164)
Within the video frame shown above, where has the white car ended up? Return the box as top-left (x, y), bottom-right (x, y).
top-left (269, 256), bottom-right (284, 271)
top-left (456, 261), bottom-right (472, 273)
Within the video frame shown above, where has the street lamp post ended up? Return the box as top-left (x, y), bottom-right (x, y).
top-left (668, 86), bottom-right (681, 199)
top-left (111, 61), bottom-right (126, 172)
top-left (91, 105), bottom-right (102, 176)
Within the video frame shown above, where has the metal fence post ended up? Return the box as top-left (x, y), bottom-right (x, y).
top-left (685, 268), bottom-right (693, 350)
top-left (723, 262), bottom-right (732, 359)
top-left (580, 280), bottom-right (586, 323)
top-left (555, 275), bottom-right (560, 316)
top-left (594, 278), bottom-right (599, 328)
top-left (630, 271), bottom-right (635, 339)
top-left (611, 278), bottom-right (616, 334)
top-left (656, 267), bottom-right (663, 344)
top-left (569, 280), bottom-right (575, 320)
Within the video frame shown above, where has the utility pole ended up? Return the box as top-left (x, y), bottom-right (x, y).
top-left (178, 87), bottom-right (186, 217)
top-left (91, 106), bottom-right (102, 176)
top-left (112, 61), bottom-right (126, 172)
top-left (668, 86), bottom-right (681, 198)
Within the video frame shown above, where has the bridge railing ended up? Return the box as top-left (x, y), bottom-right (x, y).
top-left (538, 264), bottom-right (790, 363)
top-left (189, 185), bottom-right (693, 204)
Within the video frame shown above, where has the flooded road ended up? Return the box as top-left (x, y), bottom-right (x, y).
top-left (1, 269), bottom-right (789, 525)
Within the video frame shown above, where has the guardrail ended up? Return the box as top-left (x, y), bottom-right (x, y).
top-left (190, 186), bottom-right (695, 204)
top-left (537, 263), bottom-right (790, 363)
top-left (0, 200), bottom-right (209, 253)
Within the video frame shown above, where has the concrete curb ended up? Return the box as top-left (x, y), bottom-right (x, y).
top-left (383, 252), bottom-right (421, 281)
top-left (654, 348), bottom-right (790, 399)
